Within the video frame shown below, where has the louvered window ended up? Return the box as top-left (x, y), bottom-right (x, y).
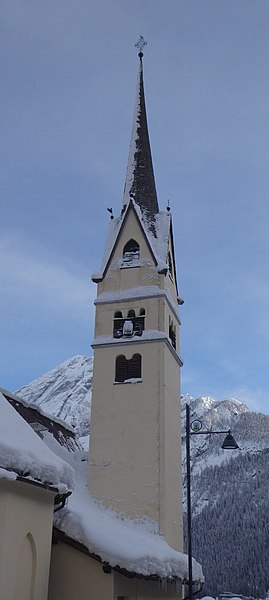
top-left (129, 354), bottom-right (142, 379)
top-left (115, 354), bottom-right (142, 382)
top-left (115, 355), bottom-right (128, 382)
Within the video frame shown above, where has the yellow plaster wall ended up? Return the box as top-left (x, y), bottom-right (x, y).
top-left (159, 344), bottom-right (183, 551)
top-left (0, 480), bottom-right (55, 600)
top-left (49, 541), bottom-right (182, 600)
top-left (48, 541), bottom-right (114, 600)
top-left (89, 337), bottom-right (182, 549)
top-left (89, 342), bottom-right (161, 522)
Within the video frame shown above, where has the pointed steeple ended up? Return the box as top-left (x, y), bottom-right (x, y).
top-left (123, 44), bottom-right (159, 236)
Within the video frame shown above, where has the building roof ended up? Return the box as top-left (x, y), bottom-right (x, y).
top-left (54, 474), bottom-right (203, 583)
top-left (1, 387), bottom-right (79, 452)
top-left (0, 391), bottom-right (74, 492)
top-left (123, 51), bottom-right (159, 236)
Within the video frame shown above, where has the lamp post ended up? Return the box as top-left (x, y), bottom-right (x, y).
top-left (185, 403), bottom-right (239, 600)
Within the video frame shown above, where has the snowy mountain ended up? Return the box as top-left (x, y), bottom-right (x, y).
top-left (16, 355), bottom-right (93, 438)
top-left (16, 356), bottom-right (269, 598)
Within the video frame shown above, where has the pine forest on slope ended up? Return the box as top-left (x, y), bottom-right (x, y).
top-left (16, 355), bottom-right (269, 598)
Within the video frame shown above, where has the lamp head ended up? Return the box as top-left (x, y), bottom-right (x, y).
top-left (221, 431), bottom-right (239, 450)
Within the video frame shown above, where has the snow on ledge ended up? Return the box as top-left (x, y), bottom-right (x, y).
top-left (92, 329), bottom-right (170, 346)
top-left (95, 285), bottom-right (179, 318)
top-left (0, 392), bottom-right (74, 492)
top-left (0, 467), bottom-right (17, 481)
top-left (54, 491), bottom-right (203, 582)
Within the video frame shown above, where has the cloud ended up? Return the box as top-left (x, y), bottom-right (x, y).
top-left (0, 233), bottom-right (94, 318)
top-left (225, 385), bottom-right (268, 413)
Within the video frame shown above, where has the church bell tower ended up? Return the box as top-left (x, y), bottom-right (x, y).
top-left (89, 44), bottom-right (184, 552)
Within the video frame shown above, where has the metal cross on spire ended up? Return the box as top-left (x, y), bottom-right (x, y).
top-left (135, 35), bottom-right (147, 56)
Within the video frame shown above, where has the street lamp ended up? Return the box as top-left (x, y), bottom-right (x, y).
top-left (185, 403), bottom-right (239, 600)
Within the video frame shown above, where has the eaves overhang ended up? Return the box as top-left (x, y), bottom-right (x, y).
top-left (52, 527), bottom-right (185, 583)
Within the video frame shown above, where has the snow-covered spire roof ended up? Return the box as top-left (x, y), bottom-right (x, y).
top-left (123, 50), bottom-right (159, 236)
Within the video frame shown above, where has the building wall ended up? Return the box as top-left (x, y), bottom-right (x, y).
top-left (159, 343), bottom-right (183, 550)
top-left (49, 539), bottom-right (182, 600)
top-left (48, 541), bottom-right (114, 600)
top-left (89, 338), bottom-right (182, 552)
top-left (0, 480), bottom-right (55, 600)
top-left (89, 341), bottom-right (161, 522)
top-left (114, 571), bottom-right (183, 600)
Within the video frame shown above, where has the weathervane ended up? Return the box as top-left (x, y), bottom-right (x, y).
top-left (135, 35), bottom-right (147, 57)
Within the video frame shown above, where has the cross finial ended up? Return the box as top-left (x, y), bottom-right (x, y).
top-left (135, 35), bottom-right (147, 58)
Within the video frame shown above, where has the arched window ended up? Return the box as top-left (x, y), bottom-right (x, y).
top-left (129, 354), bottom-right (142, 379)
top-left (134, 309), bottom-right (145, 336)
top-left (113, 311), bottom-right (124, 338)
top-left (127, 309), bottom-right (136, 318)
top-left (115, 355), bottom-right (128, 382)
top-left (115, 354), bottom-right (142, 382)
top-left (122, 239), bottom-right (140, 265)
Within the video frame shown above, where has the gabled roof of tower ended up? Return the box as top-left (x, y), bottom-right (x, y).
top-left (92, 200), bottom-right (169, 280)
top-left (92, 199), bottom-right (183, 303)
top-left (123, 51), bottom-right (159, 235)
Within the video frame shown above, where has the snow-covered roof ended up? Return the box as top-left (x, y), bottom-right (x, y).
top-left (92, 200), bottom-right (171, 283)
top-left (1, 387), bottom-right (74, 433)
top-left (0, 392), bottom-right (74, 493)
top-left (55, 482), bottom-right (203, 582)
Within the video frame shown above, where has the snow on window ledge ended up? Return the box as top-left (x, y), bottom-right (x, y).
top-left (113, 378), bottom-right (143, 385)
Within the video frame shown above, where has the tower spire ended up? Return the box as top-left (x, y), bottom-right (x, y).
top-left (123, 38), bottom-right (159, 235)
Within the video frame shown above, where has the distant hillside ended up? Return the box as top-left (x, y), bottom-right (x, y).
top-left (16, 356), bottom-right (269, 598)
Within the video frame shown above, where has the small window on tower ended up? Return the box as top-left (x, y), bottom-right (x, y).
top-left (127, 309), bottom-right (136, 318)
top-left (129, 353), bottom-right (142, 379)
top-left (115, 355), bottom-right (128, 382)
top-left (133, 309), bottom-right (145, 336)
top-left (115, 354), bottom-right (142, 382)
top-left (115, 311), bottom-right (123, 318)
top-left (122, 239), bottom-right (140, 265)
top-left (113, 311), bottom-right (124, 338)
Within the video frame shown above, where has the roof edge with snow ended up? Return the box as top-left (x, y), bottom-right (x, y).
top-left (53, 527), bottom-right (202, 584)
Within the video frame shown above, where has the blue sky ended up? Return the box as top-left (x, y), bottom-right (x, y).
top-left (1, 0), bottom-right (269, 414)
